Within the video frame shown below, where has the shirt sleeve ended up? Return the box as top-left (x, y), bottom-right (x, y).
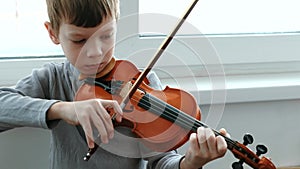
top-left (145, 151), bottom-right (184, 169)
top-left (0, 63), bottom-right (63, 131)
top-left (0, 87), bottom-right (59, 131)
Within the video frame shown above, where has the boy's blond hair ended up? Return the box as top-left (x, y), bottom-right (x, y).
top-left (46, 0), bottom-right (120, 35)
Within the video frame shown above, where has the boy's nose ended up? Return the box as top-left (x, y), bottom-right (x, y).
top-left (86, 41), bottom-right (103, 58)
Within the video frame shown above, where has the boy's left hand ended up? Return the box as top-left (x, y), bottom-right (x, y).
top-left (180, 127), bottom-right (228, 169)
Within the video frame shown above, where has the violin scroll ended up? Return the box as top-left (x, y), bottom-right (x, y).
top-left (231, 134), bottom-right (276, 169)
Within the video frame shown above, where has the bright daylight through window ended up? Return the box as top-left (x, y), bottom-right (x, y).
top-left (1, 0), bottom-right (300, 57)
top-left (0, 0), bottom-right (62, 58)
top-left (139, 0), bottom-right (300, 36)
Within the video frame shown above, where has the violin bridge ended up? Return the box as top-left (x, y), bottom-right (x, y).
top-left (119, 81), bottom-right (133, 98)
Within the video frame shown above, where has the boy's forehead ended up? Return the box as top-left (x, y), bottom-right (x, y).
top-left (60, 17), bottom-right (116, 35)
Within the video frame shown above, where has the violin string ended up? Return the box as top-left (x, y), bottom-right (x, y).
top-left (130, 94), bottom-right (196, 130)
top-left (130, 93), bottom-right (238, 148)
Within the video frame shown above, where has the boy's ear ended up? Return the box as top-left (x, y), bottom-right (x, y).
top-left (44, 21), bottom-right (60, 44)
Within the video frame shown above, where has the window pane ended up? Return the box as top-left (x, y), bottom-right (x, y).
top-left (139, 0), bottom-right (300, 35)
top-left (0, 0), bottom-right (62, 57)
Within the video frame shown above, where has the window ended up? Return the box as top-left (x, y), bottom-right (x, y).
top-left (114, 0), bottom-right (300, 105)
top-left (0, 0), bottom-right (64, 86)
top-left (115, 0), bottom-right (300, 76)
top-left (139, 0), bottom-right (300, 35)
top-left (0, 0), bottom-right (62, 57)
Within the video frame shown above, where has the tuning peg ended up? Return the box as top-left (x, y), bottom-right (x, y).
top-left (243, 134), bottom-right (254, 146)
top-left (232, 161), bottom-right (244, 169)
top-left (231, 134), bottom-right (253, 169)
top-left (256, 144), bottom-right (268, 156)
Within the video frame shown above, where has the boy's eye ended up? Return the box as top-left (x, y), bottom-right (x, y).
top-left (100, 32), bottom-right (114, 40)
top-left (72, 39), bottom-right (86, 44)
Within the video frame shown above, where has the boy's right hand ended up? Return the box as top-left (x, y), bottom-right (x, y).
top-left (47, 99), bottom-right (123, 148)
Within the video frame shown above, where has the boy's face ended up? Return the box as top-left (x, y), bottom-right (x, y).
top-left (46, 16), bottom-right (116, 76)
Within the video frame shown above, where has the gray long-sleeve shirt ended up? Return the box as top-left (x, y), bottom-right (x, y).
top-left (0, 60), bottom-right (184, 169)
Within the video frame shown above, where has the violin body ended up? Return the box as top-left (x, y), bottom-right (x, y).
top-left (75, 59), bottom-right (201, 152)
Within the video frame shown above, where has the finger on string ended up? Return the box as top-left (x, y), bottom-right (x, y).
top-left (197, 127), bottom-right (209, 154)
top-left (189, 133), bottom-right (199, 150)
top-left (205, 128), bottom-right (217, 153)
top-left (219, 128), bottom-right (230, 138)
top-left (216, 136), bottom-right (227, 155)
top-left (197, 127), bottom-right (207, 144)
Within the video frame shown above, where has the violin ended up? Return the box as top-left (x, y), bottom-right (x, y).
top-left (74, 0), bottom-right (277, 168)
top-left (75, 58), bottom-right (276, 169)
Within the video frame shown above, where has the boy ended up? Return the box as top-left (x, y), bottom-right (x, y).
top-left (0, 0), bottom-right (227, 168)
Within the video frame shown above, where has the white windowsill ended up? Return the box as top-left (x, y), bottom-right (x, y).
top-left (160, 72), bottom-right (300, 105)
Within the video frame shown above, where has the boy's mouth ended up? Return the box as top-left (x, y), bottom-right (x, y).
top-left (85, 63), bottom-right (102, 69)
top-left (79, 58), bottom-right (116, 79)
top-left (87, 61), bottom-right (107, 68)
